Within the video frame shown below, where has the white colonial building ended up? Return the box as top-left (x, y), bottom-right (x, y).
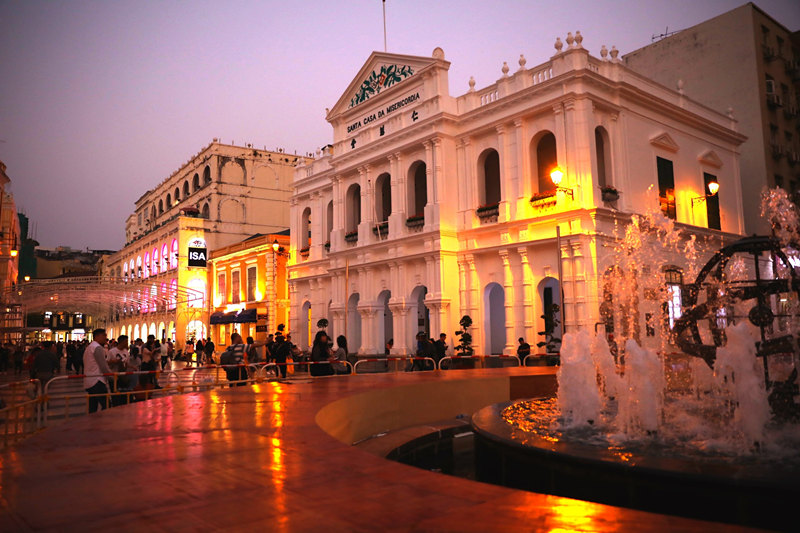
top-left (288, 34), bottom-right (746, 356)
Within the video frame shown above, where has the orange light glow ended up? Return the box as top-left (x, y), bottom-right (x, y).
top-left (550, 166), bottom-right (564, 186)
top-left (707, 179), bottom-right (720, 196)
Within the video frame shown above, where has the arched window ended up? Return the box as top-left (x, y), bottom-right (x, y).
top-left (346, 184), bottom-right (361, 235)
top-left (375, 173), bottom-right (391, 222)
top-left (187, 278), bottom-right (206, 309)
top-left (168, 279), bottom-right (177, 310)
top-left (193, 173), bottom-right (200, 192)
top-left (150, 206), bottom-right (156, 223)
top-left (203, 165), bottom-right (211, 185)
top-left (160, 282), bottom-right (167, 312)
top-left (183, 180), bottom-right (190, 197)
top-left (158, 200), bottom-right (164, 215)
top-left (201, 203), bottom-right (210, 219)
top-left (166, 193), bottom-right (172, 207)
top-left (531, 131), bottom-right (558, 194)
top-left (161, 243), bottom-right (168, 271)
top-left (136, 256), bottom-right (142, 279)
top-left (478, 149), bottom-right (501, 206)
top-left (129, 259), bottom-right (135, 280)
top-left (152, 247), bottom-right (159, 275)
top-left (143, 252), bottom-right (150, 278)
top-left (595, 126), bottom-right (611, 190)
top-left (326, 200), bottom-right (333, 247)
top-left (174, 187), bottom-right (180, 203)
top-left (171, 239), bottom-right (179, 269)
top-left (300, 207), bottom-right (311, 251)
top-left (407, 161), bottom-right (427, 218)
top-left (123, 263), bottom-right (128, 283)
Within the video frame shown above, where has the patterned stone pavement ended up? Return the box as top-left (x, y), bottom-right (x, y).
top-left (0, 368), bottom-right (755, 532)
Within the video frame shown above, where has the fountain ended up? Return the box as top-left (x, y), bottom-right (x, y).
top-left (472, 189), bottom-right (800, 530)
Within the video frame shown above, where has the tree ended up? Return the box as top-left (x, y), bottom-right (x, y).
top-left (537, 303), bottom-right (561, 354)
top-left (454, 315), bottom-right (474, 356)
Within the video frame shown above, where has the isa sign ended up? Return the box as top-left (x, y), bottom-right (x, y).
top-left (188, 247), bottom-right (207, 267)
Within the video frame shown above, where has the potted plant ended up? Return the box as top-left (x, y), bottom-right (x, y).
top-left (600, 185), bottom-right (620, 203)
top-left (530, 190), bottom-right (558, 203)
top-left (451, 315), bottom-right (475, 369)
top-left (344, 231), bottom-right (358, 243)
top-left (323, 241), bottom-right (331, 251)
top-left (476, 202), bottom-right (500, 219)
top-left (406, 214), bottom-right (425, 228)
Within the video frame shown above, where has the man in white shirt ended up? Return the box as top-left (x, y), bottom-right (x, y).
top-left (107, 335), bottom-right (131, 394)
top-left (83, 329), bottom-right (111, 413)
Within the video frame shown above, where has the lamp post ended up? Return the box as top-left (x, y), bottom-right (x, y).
top-left (550, 166), bottom-right (574, 200)
top-left (272, 239), bottom-right (279, 335)
top-left (691, 178), bottom-right (720, 207)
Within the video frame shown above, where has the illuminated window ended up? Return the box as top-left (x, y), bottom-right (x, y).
top-left (231, 270), bottom-right (241, 304)
top-left (152, 247), bottom-right (159, 275)
top-left (123, 263), bottom-right (128, 283)
top-left (657, 157), bottom-right (676, 220)
top-left (665, 268), bottom-right (683, 329)
top-left (136, 256), bottom-right (142, 278)
top-left (171, 239), bottom-right (178, 269)
top-left (247, 266), bottom-right (257, 301)
top-left (168, 279), bottom-right (177, 310)
top-left (144, 252), bottom-right (150, 278)
top-left (187, 278), bottom-right (206, 309)
top-left (218, 272), bottom-right (227, 305)
top-left (161, 243), bottom-right (168, 271)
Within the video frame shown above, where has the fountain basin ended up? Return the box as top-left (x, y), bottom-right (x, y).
top-left (472, 400), bottom-right (799, 531)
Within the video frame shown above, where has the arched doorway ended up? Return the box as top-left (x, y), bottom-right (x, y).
top-left (347, 292), bottom-right (361, 353)
top-left (158, 322), bottom-right (166, 341)
top-left (377, 290), bottom-right (392, 352)
top-left (484, 282), bottom-right (506, 355)
top-left (167, 321), bottom-right (176, 342)
top-left (409, 285), bottom-right (429, 349)
top-left (187, 320), bottom-right (206, 342)
top-left (530, 131), bottom-right (558, 194)
top-left (537, 277), bottom-right (562, 353)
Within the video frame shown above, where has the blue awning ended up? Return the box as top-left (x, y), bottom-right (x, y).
top-left (210, 308), bottom-right (258, 324)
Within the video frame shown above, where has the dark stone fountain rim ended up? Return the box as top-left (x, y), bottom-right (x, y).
top-left (471, 400), bottom-right (800, 490)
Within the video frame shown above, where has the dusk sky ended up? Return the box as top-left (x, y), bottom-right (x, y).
top-left (1, 0), bottom-right (798, 251)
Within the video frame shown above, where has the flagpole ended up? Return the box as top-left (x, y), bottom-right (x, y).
top-left (382, 0), bottom-right (387, 52)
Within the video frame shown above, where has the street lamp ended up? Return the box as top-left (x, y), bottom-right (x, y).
top-left (691, 178), bottom-right (720, 206)
top-left (23, 275), bottom-right (30, 282)
top-left (272, 239), bottom-right (279, 253)
top-left (550, 166), bottom-right (574, 200)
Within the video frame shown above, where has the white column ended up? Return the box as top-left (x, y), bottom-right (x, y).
top-left (499, 250), bottom-right (515, 354)
top-left (517, 247), bottom-right (535, 343)
top-left (496, 124), bottom-right (512, 222)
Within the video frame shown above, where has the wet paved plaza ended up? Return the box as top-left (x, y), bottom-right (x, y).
top-left (0, 368), bottom-right (753, 531)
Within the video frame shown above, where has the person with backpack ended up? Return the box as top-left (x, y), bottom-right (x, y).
top-left (219, 333), bottom-right (248, 386)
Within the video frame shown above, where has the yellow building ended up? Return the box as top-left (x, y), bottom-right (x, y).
top-left (0, 161), bottom-right (21, 344)
top-left (208, 233), bottom-right (289, 349)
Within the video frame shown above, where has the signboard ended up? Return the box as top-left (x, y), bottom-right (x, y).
top-left (257, 313), bottom-right (268, 321)
top-left (187, 237), bottom-right (207, 268)
top-left (255, 325), bottom-right (268, 332)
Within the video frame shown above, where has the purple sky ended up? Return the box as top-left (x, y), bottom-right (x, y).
top-left (1, 0), bottom-right (798, 251)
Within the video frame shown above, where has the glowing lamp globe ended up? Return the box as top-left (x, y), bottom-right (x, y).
top-left (707, 180), bottom-right (720, 196)
top-left (550, 167), bottom-right (564, 186)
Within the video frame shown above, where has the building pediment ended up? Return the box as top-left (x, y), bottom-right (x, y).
top-left (698, 149), bottom-right (723, 168)
top-left (326, 50), bottom-right (448, 121)
top-left (649, 132), bottom-right (679, 153)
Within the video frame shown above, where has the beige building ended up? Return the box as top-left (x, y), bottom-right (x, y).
top-left (289, 36), bottom-right (746, 357)
top-left (624, 2), bottom-right (800, 234)
top-left (208, 233), bottom-right (289, 349)
top-left (100, 141), bottom-right (312, 346)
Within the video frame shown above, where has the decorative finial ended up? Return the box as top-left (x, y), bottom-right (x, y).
top-left (501, 61), bottom-right (509, 77)
top-left (677, 79), bottom-right (684, 95)
top-left (600, 45), bottom-right (608, 60)
top-left (727, 106), bottom-right (735, 119)
top-left (554, 37), bottom-right (563, 52)
top-left (575, 31), bottom-right (583, 48)
top-left (566, 32), bottom-right (575, 48)
top-left (468, 76), bottom-right (476, 92)
top-left (518, 54), bottom-right (527, 71)
top-left (610, 46), bottom-right (619, 61)
top-left (432, 47), bottom-right (445, 60)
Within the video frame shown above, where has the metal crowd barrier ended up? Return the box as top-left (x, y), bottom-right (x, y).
top-left (263, 359), bottom-right (355, 377)
top-left (353, 356), bottom-right (437, 374)
top-left (1, 379), bottom-right (42, 449)
top-left (438, 354), bottom-right (521, 370)
top-left (522, 353), bottom-right (560, 366)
